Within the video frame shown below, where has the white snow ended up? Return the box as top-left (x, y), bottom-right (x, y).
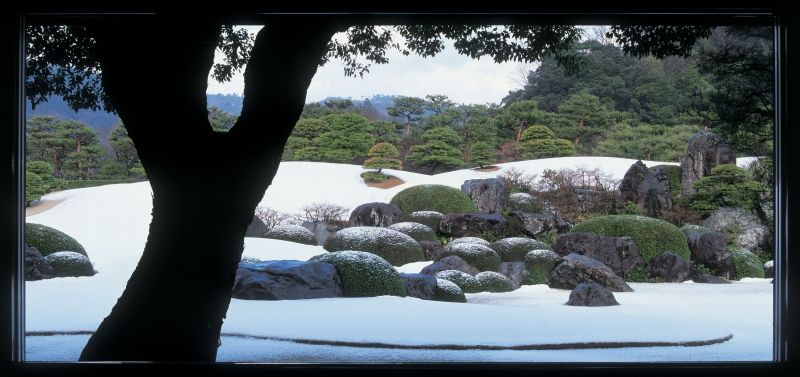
top-left (24, 158), bottom-right (774, 362)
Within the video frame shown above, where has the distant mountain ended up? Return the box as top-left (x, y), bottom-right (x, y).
top-left (207, 93), bottom-right (403, 121)
top-left (206, 93), bottom-right (245, 116)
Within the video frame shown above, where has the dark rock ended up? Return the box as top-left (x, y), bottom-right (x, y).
top-left (24, 244), bottom-right (54, 281)
top-left (245, 215), bottom-right (268, 237)
top-left (419, 240), bottom-right (444, 261)
top-left (498, 262), bottom-right (530, 289)
top-left (687, 231), bottom-right (737, 279)
top-left (702, 206), bottom-right (772, 254)
top-left (301, 220), bottom-right (346, 246)
top-left (552, 233), bottom-right (644, 278)
top-left (508, 211), bottom-right (570, 238)
top-left (680, 130), bottom-right (737, 197)
top-left (399, 273), bottom-right (438, 300)
top-left (692, 274), bottom-right (732, 284)
top-left (439, 212), bottom-right (509, 239)
top-left (348, 202), bottom-right (403, 227)
top-left (764, 260), bottom-right (774, 279)
top-left (619, 161), bottom-right (673, 217)
top-left (566, 283), bottom-right (620, 306)
top-left (460, 178), bottom-right (508, 213)
top-left (232, 260), bottom-right (342, 300)
top-left (549, 253), bottom-right (633, 292)
top-left (573, 188), bottom-right (605, 213)
top-left (646, 251), bottom-right (692, 283)
top-left (420, 255), bottom-right (480, 276)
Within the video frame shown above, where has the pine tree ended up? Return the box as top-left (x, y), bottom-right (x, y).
top-left (363, 142), bottom-right (402, 173)
top-left (469, 142), bottom-right (495, 169)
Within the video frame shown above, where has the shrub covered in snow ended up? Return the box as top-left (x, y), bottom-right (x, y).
top-left (240, 256), bottom-right (261, 264)
top-left (388, 222), bottom-right (438, 242)
top-left (508, 192), bottom-right (538, 212)
top-left (447, 237), bottom-right (490, 247)
top-left (524, 249), bottom-right (561, 284)
top-left (45, 251), bottom-right (95, 277)
top-left (390, 184), bottom-right (477, 214)
top-left (432, 278), bottom-right (466, 303)
top-left (490, 237), bottom-right (551, 262)
top-left (264, 224), bottom-right (318, 245)
top-left (730, 246), bottom-right (765, 279)
top-left (310, 251), bottom-right (407, 297)
top-left (401, 211), bottom-right (444, 233)
top-left (437, 243), bottom-right (501, 272)
top-left (475, 271), bottom-right (514, 293)
top-left (434, 270), bottom-right (481, 293)
top-left (323, 227), bottom-right (424, 266)
top-left (25, 223), bottom-right (86, 257)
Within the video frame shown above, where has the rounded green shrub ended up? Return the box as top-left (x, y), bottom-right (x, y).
top-left (475, 271), bottom-right (514, 292)
top-left (401, 211), bottom-right (444, 233)
top-left (447, 237), bottom-right (490, 247)
top-left (264, 224), bottom-right (318, 245)
top-left (434, 270), bottom-right (481, 293)
top-left (45, 251), bottom-right (95, 277)
top-left (388, 222), bottom-right (438, 242)
top-left (437, 243), bottom-right (501, 272)
top-left (433, 278), bottom-right (467, 303)
top-left (730, 246), bottom-right (765, 279)
top-left (25, 223), bottom-right (87, 257)
top-left (323, 226), bottom-right (424, 266)
top-left (310, 251), bottom-right (407, 297)
top-left (490, 237), bottom-right (551, 262)
top-left (390, 184), bottom-right (477, 214)
top-left (524, 249), bottom-right (561, 285)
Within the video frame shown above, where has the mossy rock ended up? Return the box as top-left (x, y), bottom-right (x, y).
top-left (310, 251), bottom-right (407, 297)
top-left (475, 271), bottom-right (514, 293)
top-left (437, 243), bottom-right (501, 272)
top-left (730, 246), bottom-right (765, 279)
top-left (651, 164), bottom-right (682, 200)
top-left (25, 223), bottom-right (86, 257)
top-left (324, 226), bottom-right (424, 266)
top-left (490, 237), bottom-right (551, 262)
top-left (388, 222), bottom-right (438, 242)
top-left (434, 270), bottom-right (481, 293)
top-left (390, 184), bottom-right (477, 214)
top-left (447, 237), bottom-right (490, 247)
top-left (524, 249), bottom-right (561, 285)
top-left (45, 251), bottom-right (95, 277)
top-left (433, 278), bottom-right (467, 303)
top-left (401, 211), bottom-right (445, 233)
top-left (264, 224), bottom-right (318, 245)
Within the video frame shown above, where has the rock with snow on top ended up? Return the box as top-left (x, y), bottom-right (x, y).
top-left (549, 253), bottom-right (632, 292)
top-left (439, 212), bottom-right (510, 240)
top-left (432, 278), bottom-right (467, 303)
top-left (447, 237), bottom-right (490, 247)
top-left (475, 271), bottom-right (515, 292)
top-left (435, 270), bottom-right (482, 293)
top-left (24, 244), bottom-right (54, 281)
top-left (388, 222), bottom-right (438, 242)
top-left (420, 255), bottom-right (480, 276)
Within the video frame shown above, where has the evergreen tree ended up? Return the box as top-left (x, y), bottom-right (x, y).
top-left (689, 164), bottom-right (763, 216)
top-left (496, 100), bottom-right (549, 142)
top-left (207, 106), bottom-right (237, 131)
top-left (363, 142), bottom-right (402, 173)
top-left (469, 142), bottom-right (495, 169)
top-left (386, 96), bottom-right (426, 137)
top-left (108, 122), bottom-right (141, 176)
top-left (316, 113), bottom-right (374, 163)
top-left (407, 127), bottom-right (464, 173)
top-left (556, 92), bottom-right (610, 153)
top-left (518, 125), bottom-right (576, 159)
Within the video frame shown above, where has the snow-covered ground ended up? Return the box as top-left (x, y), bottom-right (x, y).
top-left (25, 157), bottom-right (772, 362)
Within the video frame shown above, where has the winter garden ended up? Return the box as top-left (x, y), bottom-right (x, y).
top-left (21, 24), bottom-right (775, 362)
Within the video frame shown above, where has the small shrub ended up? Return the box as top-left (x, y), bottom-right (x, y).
top-left (507, 192), bottom-right (542, 212)
top-left (730, 246), bottom-right (765, 279)
top-left (434, 270), bottom-right (481, 293)
top-left (691, 262), bottom-right (714, 279)
top-left (310, 251), bottom-right (407, 297)
top-left (45, 251), bottom-right (95, 277)
top-left (475, 271), bottom-right (514, 292)
top-left (447, 237), bottom-right (490, 247)
top-left (360, 171), bottom-right (390, 183)
top-left (363, 142), bottom-right (402, 173)
top-left (324, 226), bottom-right (424, 266)
top-left (390, 184), bottom-right (477, 214)
top-left (524, 249), bottom-right (560, 285)
top-left (688, 164), bottom-right (763, 216)
top-left (401, 211), bottom-right (444, 233)
top-left (387, 222), bottom-right (438, 242)
top-left (433, 279), bottom-right (467, 303)
top-left (498, 167), bottom-right (536, 194)
top-left (25, 223), bottom-right (87, 257)
top-left (534, 167), bottom-right (620, 222)
top-left (437, 242), bottom-right (501, 272)
top-left (627, 266), bottom-right (657, 283)
top-left (254, 207), bottom-right (293, 230)
top-left (490, 237), bottom-right (551, 262)
top-left (621, 201), bottom-right (647, 216)
top-left (264, 224), bottom-right (318, 245)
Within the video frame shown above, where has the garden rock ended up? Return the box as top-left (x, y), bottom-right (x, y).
top-left (439, 212), bottom-right (509, 239)
top-left (419, 240), bottom-right (444, 261)
top-left (507, 211), bottom-right (570, 238)
top-left (566, 283), bottom-right (620, 306)
top-left (498, 262), bottom-right (530, 289)
top-left (702, 206), bottom-right (772, 254)
top-left (646, 251), bottom-right (692, 282)
top-left (552, 232), bottom-right (644, 278)
top-left (399, 273), bottom-right (438, 300)
top-left (680, 130), bottom-right (737, 197)
top-left (764, 260), bottom-right (774, 279)
top-left (687, 231), bottom-right (737, 279)
top-left (549, 253), bottom-right (633, 292)
top-left (245, 215), bottom-right (268, 237)
top-left (435, 270), bottom-right (481, 293)
top-left (692, 274), bottom-right (732, 284)
top-left (232, 260), bottom-right (342, 300)
top-left (460, 178), bottom-right (508, 213)
top-left (24, 244), bottom-right (54, 281)
top-left (420, 255), bottom-right (480, 276)
top-left (45, 251), bottom-right (95, 277)
top-left (619, 160), bottom-right (673, 217)
top-left (348, 202), bottom-right (403, 227)
top-left (324, 226), bottom-right (424, 266)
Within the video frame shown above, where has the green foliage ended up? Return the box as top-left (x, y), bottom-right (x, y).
top-left (729, 246), bottom-right (764, 279)
top-left (61, 179), bottom-right (133, 190)
top-left (490, 237), bottom-right (551, 262)
top-left (688, 164), bottom-right (763, 216)
top-left (97, 160), bottom-right (129, 179)
top-left (25, 172), bottom-right (46, 204)
top-left (401, 211), bottom-right (445, 234)
top-left (518, 125), bottom-right (576, 159)
top-left (621, 201), bottom-right (647, 216)
top-left (627, 266), bottom-right (658, 283)
top-left (390, 184), bottom-right (477, 214)
top-left (387, 222), bottom-right (438, 242)
top-left (284, 114), bottom-right (374, 163)
top-left (108, 122), bottom-right (141, 177)
top-left (45, 251), bottom-right (95, 277)
top-left (310, 251), bottom-right (407, 297)
top-left (323, 226), bottom-right (424, 266)
top-left (26, 116), bottom-right (103, 180)
top-left (595, 124), bottom-right (702, 162)
top-left (207, 106), bottom-right (237, 132)
top-left (520, 125), bottom-right (555, 141)
top-left (360, 171), bottom-right (390, 183)
top-left (407, 128), bottom-right (464, 172)
top-left (468, 142), bottom-right (495, 168)
top-left (475, 271), bottom-right (515, 293)
top-left (437, 243), bottom-right (502, 272)
top-left (25, 223), bottom-right (87, 257)
top-left (433, 279), bottom-right (467, 303)
top-left (434, 270), bottom-right (481, 293)
top-left (523, 249), bottom-right (561, 285)
top-left (263, 224), bottom-right (318, 246)
top-left (555, 92), bottom-right (610, 153)
top-left (691, 262), bottom-right (714, 278)
top-left (363, 142), bottom-right (402, 173)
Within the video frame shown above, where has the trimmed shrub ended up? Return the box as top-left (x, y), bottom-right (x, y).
top-left (310, 251), bottom-right (407, 297)
top-left (490, 237), bottom-right (551, 262)
top-left (730, 246), bottom-right (765, 279)
top-left (390, 184), bottom-right (477, 214)
top-left (507, 192), bottom-right (539, 212)
top-left (361, 171), bottom-right (390, 183)
top-left (437, 243), bottom-right (501, 272)
top-left (524, 249), bottom-right (561, 285)
top-left (264, 224), bottom-right (318, 245)
top-left (475, 271), bottom-right (515, 292)
top-left (689, 164), bottom-right (763, 216)
top-left (25, 223), bottom-right (87, 257)
top-left (45, 251), bottom-right (94, 277)
top-left (401, 211), bottom-right (444, 233)
top-left (434, 270), bottom-right (481, 293)
top-left (387, 222), bottom-right (438, 242)
top-left (433, 279), bottom-right (467, 303)
top-left (447, 237), bottom-right (490, 247)
top-left (324, 227), bottom-right (424, 266)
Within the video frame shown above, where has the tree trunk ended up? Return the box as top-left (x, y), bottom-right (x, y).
top-left (79, 17), bottom-right (337, 362)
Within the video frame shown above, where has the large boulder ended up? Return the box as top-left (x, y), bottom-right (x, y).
top-left (619, 161), bottom-right (673, 217)
top-left (692, 274), bottom-right (732, 284)
top-left (323, 226), bottom-right (424, 266)
top-left (490, 237), bottom-right (551, 262)
top-left (702, 206), bottom-right (772, 255)
top-left (552, 232), bottom-right (644, 279)
top-left (646, 251), bottom-right (692, 283)
top-left (24, 244), bottom-right (54, 281)
top-left (498, 262), bottom-right (530, 289)
top-left (507, 211), bottom-right (571, 239)
top-left (348, 202), bottom-right (403, 227)
top-left (566, 283), bottom-right (620, 306)
top-left (245, 215), bottom-right (268, 237)
top-left (680, 130), bottom-right (737, 197)
top-left (45, 251), bottom-right (95, 277)
top-left (310, 251), bottom-right (407, 297)
top-left (399, 273), bottom-right (438, 300)
top-left (687, 231), bottom-right (736, 279)
top-left (436, 242), bottom-right (502, 272)
top-left (264, 224), bottom-right (318, 245)
top-left (301, 220), bottom-right (346, 246)
top-left (460, 178), bottom-right (508, 214)
top-left (420, 255), bottom-right (481, 276)
top-left (549, 253), bottom-right (633, 292)
top-left (232, 260), bottom-right (342, 300)
top-left (439, 212), bottom-right (510, 240)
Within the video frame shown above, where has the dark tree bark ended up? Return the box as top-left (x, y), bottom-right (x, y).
top-left (78, 17), bottom-right (338, 362)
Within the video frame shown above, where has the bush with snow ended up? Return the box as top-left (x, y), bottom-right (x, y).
top-left (401, 211), bottom-right (444, 233)
top-left (310, 251), bottom-right (406, 297)
top-left (475, 271), bottom-right (515, 293)
top-left (490, 237), bottom-right (551, 262)
top-left (45, 251), bottom-right (95, 277)
top-left (264, 224), bottom-right (318, 245)
top-left (447, 237), bottom-right (490, 247)
top-left (434, 270), bottom-right (481, 293)
top-left (524, 249), bottom-right (561, 284)
top-left (730, 246), bottom-right (765, 279)
top-left (508, 192), bottom-right (538, 212)
top-left (25, 223), bottom-right (86, 257)
top-left (323, 226), bottom-right (424, 266)
top-left (390, 184), bottom-right (477, 214)
top-left (387, 222), bottom-right (438, 242)
top-left (437, 242), bottom-right (501, 272)
top-left (432, 278), bottom-right (466, 303)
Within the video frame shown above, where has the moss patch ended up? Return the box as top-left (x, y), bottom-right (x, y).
top-left (25, 223), bottom-right (86, 257)
top-left (730, 246), bottom-right (765, 279)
